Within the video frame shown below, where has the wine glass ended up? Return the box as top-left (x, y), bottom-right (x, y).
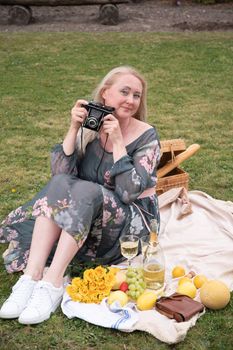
top-left (119, 235), bottom-right (139, 266)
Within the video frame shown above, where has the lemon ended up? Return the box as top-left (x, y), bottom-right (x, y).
top-left (193, 274), bottom-right (208, 289)
top-left (172, 265), bottom-right (186, 278)
top-left (178, 276), bottom-right (192, 286)
top-left (136, 291), bottom-right (157, 311)
top-left (108, 291), bottom-right (128, 307)
top-left (109, 266), bottom-right (120, 274)
top-left (177, 281), bottom-right (197, 299)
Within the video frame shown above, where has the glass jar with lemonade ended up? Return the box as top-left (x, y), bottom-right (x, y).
top-left (141, 219), bottom-right (165, 290)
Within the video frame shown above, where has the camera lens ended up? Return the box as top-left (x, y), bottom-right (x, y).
top-left (87, 117), bottom-right (98, 129)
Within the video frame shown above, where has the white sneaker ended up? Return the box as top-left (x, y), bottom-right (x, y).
top-left (0, 275), bottom-right (37, 319)
top-left (18, 281), bottom-right (64, 325)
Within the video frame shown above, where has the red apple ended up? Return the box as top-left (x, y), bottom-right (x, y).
top-left (119, 281), bottom-right (129, 292)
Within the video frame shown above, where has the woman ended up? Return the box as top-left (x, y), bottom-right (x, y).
top-left (0, 66), bottom-right (161, 324)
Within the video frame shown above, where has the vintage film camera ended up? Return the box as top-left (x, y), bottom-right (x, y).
top-left (81, 101), bottom-right (115, 132)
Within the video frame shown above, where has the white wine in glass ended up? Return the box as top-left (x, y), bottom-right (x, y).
top-left (119, 235), bottom-right (139, 266)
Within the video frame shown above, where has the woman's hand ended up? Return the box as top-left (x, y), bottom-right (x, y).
top-left (102, 114), bottom-right (123, 144)
top-left (63, 99), bottom-right (88, 156)
top-left (70, 99), bottom-right (88, 130)
top-left (102, 114), bottom-right (127, 162)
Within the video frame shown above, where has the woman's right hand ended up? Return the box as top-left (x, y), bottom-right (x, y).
top-left (63, 99), bottom-right (88, 155)
top-left (70, 99), bottom-right (88, 130)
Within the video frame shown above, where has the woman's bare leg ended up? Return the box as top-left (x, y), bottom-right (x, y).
top-left (24, 216), bottom-right (61, 281)
top-left (42, 230), bottom-right (80, 287)
top-left (24, 216), bottom-right (81, 287)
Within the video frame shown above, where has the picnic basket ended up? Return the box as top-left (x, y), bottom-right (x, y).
top-left (155, 139), bottom-right (200, 196)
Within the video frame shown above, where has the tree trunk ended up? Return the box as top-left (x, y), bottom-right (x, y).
top-left (0, 0), bottom-right (128, 5)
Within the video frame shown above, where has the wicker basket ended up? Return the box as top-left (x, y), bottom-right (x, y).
top-left (156, 139), bottom-right (189, 195)
top-left (156, 167), bottom-right (189, 196)
top-left (159, 139), bottom-right (186, 154)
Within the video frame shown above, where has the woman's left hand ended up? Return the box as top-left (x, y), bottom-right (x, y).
top-left (102, 114), bottom-right (123, 144)
top-left (102, 114), bottom-right (127, 162)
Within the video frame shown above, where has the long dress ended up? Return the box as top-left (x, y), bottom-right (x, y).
top-left (0, 127), bottom-right (161, 273)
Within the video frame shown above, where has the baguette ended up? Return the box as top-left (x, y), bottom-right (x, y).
top-left (157, 144), bottom-right (200, 178)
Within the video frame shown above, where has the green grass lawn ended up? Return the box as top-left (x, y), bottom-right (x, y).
top-left (0, 32), bottom-right (232, 349)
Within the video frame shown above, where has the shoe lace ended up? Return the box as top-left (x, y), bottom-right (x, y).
top-left (27, 283), bottom-right (52, 308)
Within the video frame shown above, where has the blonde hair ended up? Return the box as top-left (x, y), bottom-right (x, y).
top-left (93, 65), bottom-right (147, 122)
top-left (76, 66), bottom-right (147, 156)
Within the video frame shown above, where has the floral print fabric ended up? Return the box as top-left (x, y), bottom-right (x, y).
top-left (0, 128), bottom-right (160, 273)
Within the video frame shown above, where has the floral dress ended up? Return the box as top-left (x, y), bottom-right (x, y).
top-left (0, 128), bottom-right (161, 273)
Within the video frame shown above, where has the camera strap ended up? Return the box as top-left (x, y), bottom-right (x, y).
top-left (80, 126), bottom-right (84, 155)
top-left (96, 135), bottom-right (109, 179)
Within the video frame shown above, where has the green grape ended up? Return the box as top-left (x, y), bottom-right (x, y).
top-left (126, 277), bottom-right (133, 284)
top-left (129, 284), bottom-right (136, 291)
top-left (126, 266), bottom-right (146, 300)
top-left (126, 271), bottom-right (134, 278)
top-left (130, 291), bottom-right (136, 299)
top-left (138, 286), bottom-right (144, 294)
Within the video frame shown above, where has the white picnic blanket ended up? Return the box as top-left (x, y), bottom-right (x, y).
top-left (61, 188), bottom-right (233, 344)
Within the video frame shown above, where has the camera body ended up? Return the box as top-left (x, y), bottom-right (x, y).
top-left (82, 101), bottom-right (115, 132)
